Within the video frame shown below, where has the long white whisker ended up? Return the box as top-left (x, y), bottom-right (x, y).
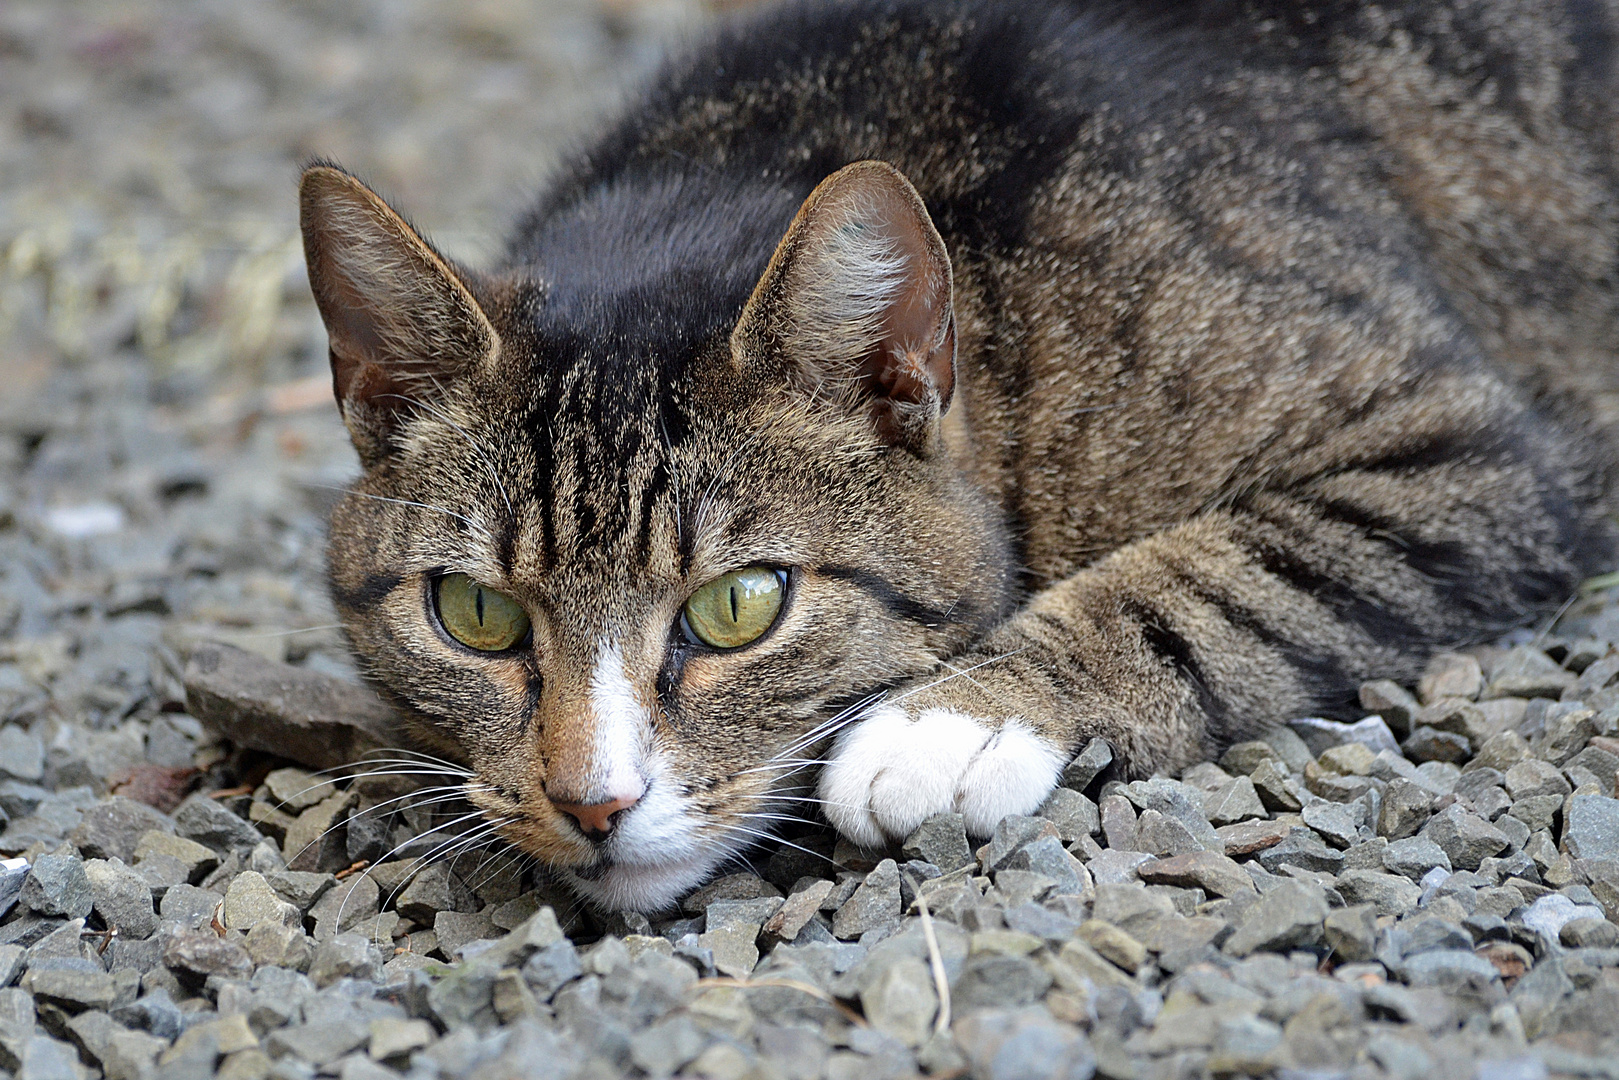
top-left (301, 760), bottom-right (460, 780)
top-left (765, 793), bottom-right (875, 813)
top-left (890, 648), bottom-right (1028, 704)
top-left (280, 776), bottom-right (484, 810)
top-left (750, 762), bottom-right (830, 790)
top-left (403, 813), bottom-right (511, 872)
top-left (707, 822), bottom-right (785, 848)
top-left (407, 822), bottom-right (512, 900)
top-left (331, 763), bottom-right (476, 782)
top-left (450, 842), bottom-right (503, 887)
top-left (429, 824), bottom-right (508, 873)
top-left (350, 759), bottom-right (475, 778)
top-left (737, 808), bottom-right (822, 823)
top-left (460, 849), bottom-right (523, 896)
top-left (359, 747), bottom-right (477, 771)
top-left (767, 692), bottom-right (888, 762)
top-left (728, 823), bottom-right (844, 866)
top-left (302, 484), bottom-right (493, 538)
top-left (737, 758), bottom-right (837, 775)
top-left (346, 787), bottom-right (487, 824)
top-left (759, 648), bottom-right (1031, 783)
top-left (235, 624), bottom-right (346, 638)
top-left (704, 822), bottom-right (850, 875)
top-left (314, 763), bottom-right (462, 776)
top-left (346, 809), bottom-right (496, 915)
top-left (349, 817), bottom-right (511, 936)
top-left (735, 814), bottom-right (826, 835)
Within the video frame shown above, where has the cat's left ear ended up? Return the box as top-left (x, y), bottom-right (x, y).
top-left (300, 164), bottom-right (500, 465)
top-left (733, 160), bottom-right (955, 451)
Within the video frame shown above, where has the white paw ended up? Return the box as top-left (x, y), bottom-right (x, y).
top-left (818, 704), bottom-right (1066, 847)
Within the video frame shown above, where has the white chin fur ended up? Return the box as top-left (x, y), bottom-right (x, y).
top-left (564, 846), bottom-right (730, 913)
top-left (819, 704), bottom-right (1065, 846)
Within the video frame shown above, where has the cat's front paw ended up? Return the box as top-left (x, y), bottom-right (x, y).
top-left (818, 704), bottom-right (1066, 847)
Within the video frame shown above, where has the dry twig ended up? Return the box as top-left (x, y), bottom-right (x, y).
top-left (906, 873), bottom-right (952, 1036)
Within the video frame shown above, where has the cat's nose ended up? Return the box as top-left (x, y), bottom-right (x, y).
top-left (550, 792), bottom-right (641, 837)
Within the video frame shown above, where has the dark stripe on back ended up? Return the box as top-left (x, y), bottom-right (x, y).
top-left (1311, 494), bottom-right (1576, 631)
top-left (1169, 567), bottom-right (1363, 724)
top-left (1234, 499), bottom-right (1435, 651)
top-left (1332, 429), bottom-right (1512, 478)
top-left (1312, 497), bottom-right (1474, 582)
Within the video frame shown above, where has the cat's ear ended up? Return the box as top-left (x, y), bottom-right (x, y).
top-left (733, 160), bottom-right (955, 450)
top-left (299, 164), bottom-right (499, 464)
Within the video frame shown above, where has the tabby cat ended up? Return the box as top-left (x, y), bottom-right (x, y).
top-left (300, 0), bottom-right (1619, 911)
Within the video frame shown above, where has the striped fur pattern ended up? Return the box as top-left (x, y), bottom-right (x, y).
top-left (304, 0), bottom-right (1619, 910)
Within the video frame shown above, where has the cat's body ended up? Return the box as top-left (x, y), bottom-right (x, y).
top-left (301, 0), bottom-right (1619, 911)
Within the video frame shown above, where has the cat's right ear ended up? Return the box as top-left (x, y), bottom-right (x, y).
top-left (299, 164), bottom-right (499, 465)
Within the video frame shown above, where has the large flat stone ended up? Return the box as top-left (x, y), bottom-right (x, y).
top-left (1138, 850), bottom-right (1255, 898)
top-left (183, 642), bottom-right (399, 772)
top-left (1222, 880), bottom-right (1328, 957)
top-left (831, 859), bottom-right (901, 939)
top-left (902, 814), bottom-right (974, 873)
top-left (1420, 804), bottom-right (1508, 871)
top-left (1215, 819), bottom-right (1290, 856)
top-left (68, 798), bottom-right (173, 863)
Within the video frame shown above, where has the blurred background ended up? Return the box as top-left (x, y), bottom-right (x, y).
top-left (0, 0), bottom-right (727, 773)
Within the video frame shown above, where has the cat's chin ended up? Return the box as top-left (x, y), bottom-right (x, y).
top-left (562, 849), bottom-right (731, 913)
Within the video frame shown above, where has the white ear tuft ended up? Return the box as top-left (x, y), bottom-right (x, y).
top-left (788, 196), bottom-right (912, 390)
top-left (733, 160), bottom-right (956, 450)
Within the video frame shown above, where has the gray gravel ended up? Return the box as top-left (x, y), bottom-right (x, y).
top-left (7, 0), bottom-right (1619, 1077)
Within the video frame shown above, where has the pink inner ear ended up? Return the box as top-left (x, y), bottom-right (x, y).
top-left (299, 166), bottom-right (495, 424)
top-left (732, 160), bottom-right (960, 446)
top-left (814, 164), bottom-right (956, 412)
top-left (323, 274), bottom-right (395, 407)
top-left (865, 208), bottom-right (956, 409)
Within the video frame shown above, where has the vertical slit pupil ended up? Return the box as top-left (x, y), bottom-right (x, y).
top-left (475, 587), bottom-right (486, 626)
top-left (729, 583), bottom-right (739, 623)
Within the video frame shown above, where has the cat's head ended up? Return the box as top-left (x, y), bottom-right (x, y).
top-left (299, 159), bottom-right (1014, 911)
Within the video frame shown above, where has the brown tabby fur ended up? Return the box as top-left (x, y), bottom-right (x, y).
top-left (301, 0), bottom-right (1619, 910)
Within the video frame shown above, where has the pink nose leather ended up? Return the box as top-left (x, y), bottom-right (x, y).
top-left (551, 794), bottom-right (640, 835)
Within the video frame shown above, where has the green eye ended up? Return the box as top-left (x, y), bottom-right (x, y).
top-left (682, 567), bottom-right (785, 650)
top-left (435, 573), bottom-right (530, 652)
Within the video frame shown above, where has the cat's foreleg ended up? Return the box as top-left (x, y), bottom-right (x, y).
top-left (816, 528), bottom-right (1206, 847)
top-left (819, 486), bottom-right (1589, 847)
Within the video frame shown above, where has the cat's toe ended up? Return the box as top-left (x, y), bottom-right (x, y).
top-left (819, 704), bottom-right (937, 846)
top-left (815, 705), bottom-right (977, 848)
top-left (819, 705), bottom-right (1063, 846)
top-left (954, 719), bottom-right (1067, 835)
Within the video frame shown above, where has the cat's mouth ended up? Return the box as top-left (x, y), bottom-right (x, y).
top-left (488, 814), bottom-right (722, 912)
top-left (484, 770), bottom-right (741, 912)
top-left (567, 860), bottom-right (613, 882)
top-left (560, 847), bottom-right (731, 913)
